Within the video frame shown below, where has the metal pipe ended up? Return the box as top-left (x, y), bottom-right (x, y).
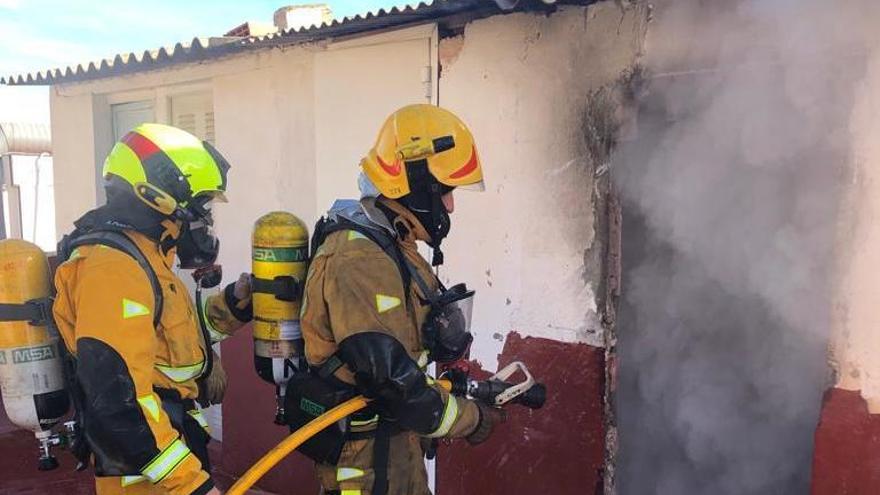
top-left (0, 122), bottom-right (52, 241)
top-left (31, 152), bottom-right (49, 243)
top-left (0, 122), bottom-right (51, 155)
top-left (0, 155), bottom-right (6, 240)
top-left (0, 152), bottom-right (50, 241)
top-left (0, 154), bottom-right (21, 239)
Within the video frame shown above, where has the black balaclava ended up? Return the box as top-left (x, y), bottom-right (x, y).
top-left (82, 176), bottom-right (219, 267)
top-left (396, 159), bottom-right (453, 266)
top-left (76, 178), bottom-right (168, 241)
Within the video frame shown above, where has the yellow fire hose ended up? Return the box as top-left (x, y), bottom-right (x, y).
top-left (227, 380), bottom-right (453, 495)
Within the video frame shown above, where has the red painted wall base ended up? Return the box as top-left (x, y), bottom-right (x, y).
top-left (811, 388), bottom-right (880, 495)
top-left (437, 333), bottom-right (607, 495)
top-left (220, 325), bottom-right (319, 494)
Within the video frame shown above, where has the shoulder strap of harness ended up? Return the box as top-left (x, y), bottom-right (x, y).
top-left (311, 216), bottom-right (411, 294)
top-left (311, 216), bottom-right (414, 382)
top-left (60, 230), bottom-right (163, 329)
top-left (0, 231), bottom-right (163, 330)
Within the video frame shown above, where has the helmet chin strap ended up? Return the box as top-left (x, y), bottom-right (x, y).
top-left (428, 182), bottom-right (448, 266)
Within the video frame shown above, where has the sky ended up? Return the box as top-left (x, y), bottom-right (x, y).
top-left (0, 0), bottom-right (400, 124)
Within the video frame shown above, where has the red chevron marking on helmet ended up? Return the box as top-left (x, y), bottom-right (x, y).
top-left (122, 131), bottom-right (161, 160)
top-left (377, 155), bottom-right (402, 176)
top-left (449, 146), bottom-right (478, 180)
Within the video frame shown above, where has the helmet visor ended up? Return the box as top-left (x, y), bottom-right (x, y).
top-left (187, 193), bottom-right (220, 225)
top-left (457, 180), bottom-right (485, 192)
top-left (436, 289), bottom-right (474, 336)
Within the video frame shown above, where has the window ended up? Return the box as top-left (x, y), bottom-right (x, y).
top-left (170, 92), bottom-right (215, 144)
top-left (112, 100), bottom-right (155, 142)
top-left (100, 100), bottom-right (156, 204)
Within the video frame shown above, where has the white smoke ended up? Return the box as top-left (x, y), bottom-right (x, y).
top-left (614, 0), bottom-right (880, 493)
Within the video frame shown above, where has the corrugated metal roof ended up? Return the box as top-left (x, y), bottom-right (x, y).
top-left (1, 0), bottom-right (554, 87)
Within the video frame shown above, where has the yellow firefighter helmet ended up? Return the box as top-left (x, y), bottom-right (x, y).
top-left (361, 104), bottom-right (484, 199)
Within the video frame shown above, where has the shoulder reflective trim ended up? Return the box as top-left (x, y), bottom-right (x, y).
top-left (121, 475), bottom-right (147, 487)
top-left (375, 294), bottom-right (401, 313)
top-left (137, 394), bottom-right (161, 422)
top-left (417, 350), bottom-right (429, 369)
top-left (123, 298), bottom-right (151, 319)
top-left (200, 294), bottom-right (228, 343)
top-left (155, 361), bottom-right (205, 383)
top-left (341, 490), bottom-right (362, 495)
top-left (337, 467), bottom-right (366, 482)
top-left (208, 326), bottom-right (228, 343)
top-left (350, 415), bottom-right (379, 427)
top-left (142, 438), bottom-right (191, 483)
top-left (69, 248), bottom-right (82, 260)
top-left (426, 376), bottom-right (436, 386)
top-left (347, 230), bottom-right (369, 241)
top-left (426, 395), bottom-right (460, 438)
top-left (187, 408), bottom-right (210, 433)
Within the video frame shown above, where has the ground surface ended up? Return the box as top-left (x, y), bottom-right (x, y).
top-left (0, 428), bottom-right (276, 494)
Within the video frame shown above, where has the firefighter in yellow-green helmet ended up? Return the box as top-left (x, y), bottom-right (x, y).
top-left (53, 124), bottom-right (253, 495)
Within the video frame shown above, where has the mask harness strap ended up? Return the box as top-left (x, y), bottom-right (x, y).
top-left (403, 257), bottom-right (439, 307)
top-left (194, 282), bottom-right (215, 383)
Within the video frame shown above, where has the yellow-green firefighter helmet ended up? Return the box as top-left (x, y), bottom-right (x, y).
top-left (103, 123), bottom-right (229, 216)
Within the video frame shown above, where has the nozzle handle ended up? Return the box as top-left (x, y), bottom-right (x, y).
top-left (470, 379), bottom-right (546, 410)
top-left (446, 361), bottom-right (547, 409)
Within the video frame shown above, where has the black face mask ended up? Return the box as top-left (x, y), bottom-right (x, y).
top-left (175, 195), bottom-right (220, 270)
top-left (422, 283), bottom-right (475, 363)
top-left (176, 219), bottom-right (219, 269)
top-left (399, 189), bottom-right (451, 249)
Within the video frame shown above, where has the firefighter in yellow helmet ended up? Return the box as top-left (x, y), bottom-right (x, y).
top-left (298, 104), bottom-right (503, 495)
top-left (52, 124), bottom-right (253, 495)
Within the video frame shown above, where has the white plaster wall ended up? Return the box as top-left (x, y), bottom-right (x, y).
top-left (313, 28), bottom-right (436, 214)
top-left (438, 4), bottom-right (647, 369)
top-left (831, 40), bottom-right (880, 413)
top-left (50, 90), bottom-right (98, 239)
top-left (212, 48), bottom-right (317, 280)
top-left (50, 52), bottom-right (268, 237)
top-left (49, 25), bottom-right (437, 264)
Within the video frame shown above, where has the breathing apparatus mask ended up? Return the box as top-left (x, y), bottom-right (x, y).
top-left (174, 193), bottom-right (220, 270)
top-left (422, 282), bottom-right (475, 363)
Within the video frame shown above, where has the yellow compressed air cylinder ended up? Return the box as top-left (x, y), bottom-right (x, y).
top-left (252, 212), bottom-right (309, 387)
top-left (0, 239), bottom-right (68, 433)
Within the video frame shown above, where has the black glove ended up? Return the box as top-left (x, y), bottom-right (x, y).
top-left (467, 400), bottom-right (506, 445)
